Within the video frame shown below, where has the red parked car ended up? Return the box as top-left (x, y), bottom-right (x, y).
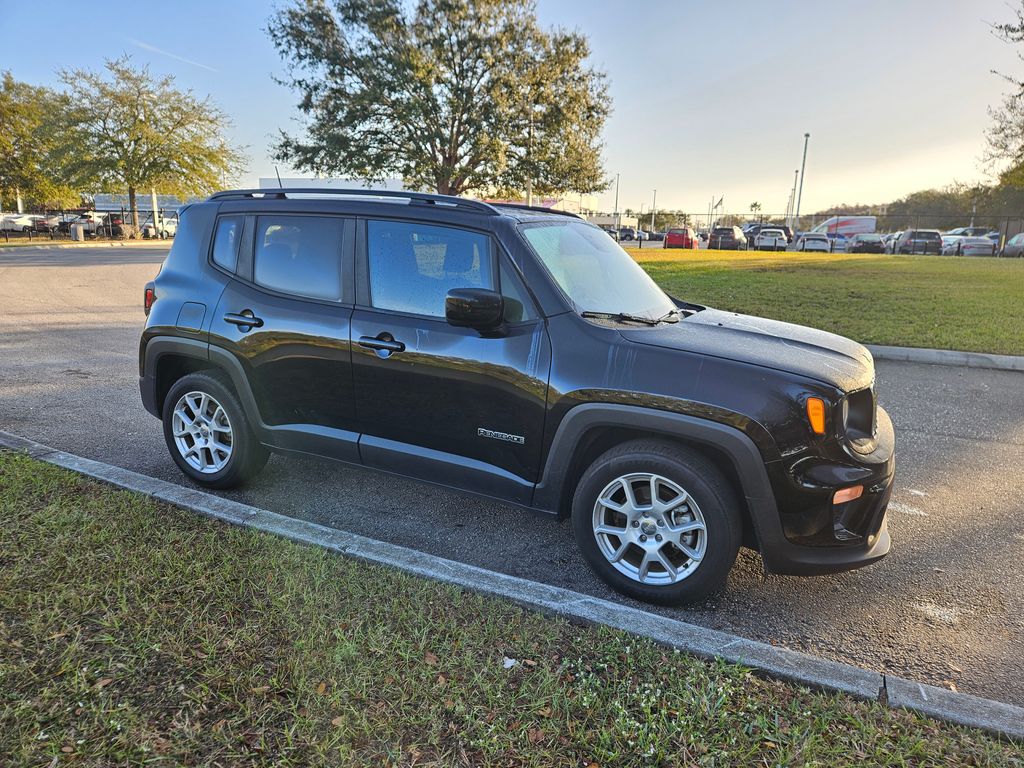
top-left (663, 227), bottom-right (698, 249)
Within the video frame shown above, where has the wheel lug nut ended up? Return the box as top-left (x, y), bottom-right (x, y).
top-left (632, 521), bottom-right (640, 528)
top-left (657, 519), bottom-right (664, 527)
top-left (655, 534), bottom-right (663, 542)
top-left (639, 534), bottom-right (647, 542)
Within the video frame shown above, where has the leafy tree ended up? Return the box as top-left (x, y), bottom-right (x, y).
top-left (986, 3), bottom-right (1024, 185)
top-left (268, 0), bottom-right (610, 197)
top-left (0, 73), bottom-right (77, 210)
top-left (749, 201), bottom-right (761, 216)
top-left (52, 57), bottom-right (245, 226)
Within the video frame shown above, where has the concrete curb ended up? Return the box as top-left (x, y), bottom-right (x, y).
top-left (0, 240), bottom-right (169, 251)
top-left (866, 344), bottom-right (1024, 372)
top-left (2, 430), bottom-right (1022, 740)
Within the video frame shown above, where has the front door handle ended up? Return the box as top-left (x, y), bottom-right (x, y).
top-left (358, 333), bottom-right (405, 358)
top-left (224, 310), bottom-right (264, 330)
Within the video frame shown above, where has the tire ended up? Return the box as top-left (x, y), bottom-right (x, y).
top-left (161, 371), bottom-right (268, 489)
top-left (571, 440), bottom-right (742, 605)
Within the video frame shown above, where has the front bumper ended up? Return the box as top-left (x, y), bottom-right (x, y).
top-left (756, 407), bottom-right (895, 576)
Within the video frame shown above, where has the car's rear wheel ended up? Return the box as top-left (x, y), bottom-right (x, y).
top-left (571, 440), bottom-right (742, 605)
top-left (162, 372), bottom-right (268, 489)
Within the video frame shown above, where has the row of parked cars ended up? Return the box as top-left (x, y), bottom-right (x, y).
top-left (0, 211), bottom-right (178, 239)
top-left (878, 228), bottom-right (1007, 256)
top-left (599, 220), bottom-right (1022, 257)
top-left (662, 224), bottom-right (837, 252)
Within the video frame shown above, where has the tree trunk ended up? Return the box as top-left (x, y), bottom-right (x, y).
top-left (128, 186), bottom-right (138, 228)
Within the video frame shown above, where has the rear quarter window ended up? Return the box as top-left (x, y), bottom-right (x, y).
top-left (211, 216), bottom-right (243, 272)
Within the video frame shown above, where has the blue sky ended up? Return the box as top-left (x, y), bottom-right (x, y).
top-left (2, 0), bottom-right (1019, 214)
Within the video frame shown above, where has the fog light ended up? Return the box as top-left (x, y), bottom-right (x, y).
top-left (833, 485), bottom-right (864, 505)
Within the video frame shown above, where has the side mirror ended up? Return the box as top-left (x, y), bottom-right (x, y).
top-left (445, 288), bottom-right (504, 330)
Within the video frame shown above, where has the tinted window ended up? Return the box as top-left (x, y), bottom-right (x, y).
top-left (212, 216), bottom-right (242, 272)
top-left (367, 220), bottom-right (493, 317)
top-left (253, 215), bottom-right (344, 301)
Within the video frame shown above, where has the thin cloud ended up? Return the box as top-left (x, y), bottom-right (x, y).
top-left (128, 38), bottom-right (218, 73)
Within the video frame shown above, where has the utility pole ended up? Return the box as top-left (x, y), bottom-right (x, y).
top-left (150, 188), bottom-right (161, 237)
top-left (794, 133), bottom-right (810, 230)
top-left (650, 189), bottom-right (657, 232)
top-left (613, 173), bottom-right (620, 233)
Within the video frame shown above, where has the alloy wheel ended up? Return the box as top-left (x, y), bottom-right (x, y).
top-left (171, 391), bottom-right (233, 474)
top-left (591, 472), bottom-right (707, 586)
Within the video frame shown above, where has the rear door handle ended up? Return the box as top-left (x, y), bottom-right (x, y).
top-left (224, 310), bottom-right (264, 329)
top-left (358, 333), bottom-right (405, 357)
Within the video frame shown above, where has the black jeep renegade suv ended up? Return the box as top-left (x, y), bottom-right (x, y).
top-left (139, 188), bottom-right (895, 605)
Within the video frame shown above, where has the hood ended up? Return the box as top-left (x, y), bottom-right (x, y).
top-left (619, 308), bottom-right (874, 392)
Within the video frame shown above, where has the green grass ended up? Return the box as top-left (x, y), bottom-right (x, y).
top-left (1, 451), bottom-right (1021, 767)
top-left (630, 249), bottom-right (1024, 356)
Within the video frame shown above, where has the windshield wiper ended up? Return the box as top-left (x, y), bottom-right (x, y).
top-left (580, 310), bottom-right (660, 326)
top-left (654, 308), bottom-right (683, 323)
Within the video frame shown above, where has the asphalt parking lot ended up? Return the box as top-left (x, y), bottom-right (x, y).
top-left (2, 244), bottom-right (1022, 706)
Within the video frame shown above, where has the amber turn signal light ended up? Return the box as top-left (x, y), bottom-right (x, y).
top-left (806, 397), bottom-right (827, 435)
top-left (833, 485), bottom-right (864, 505)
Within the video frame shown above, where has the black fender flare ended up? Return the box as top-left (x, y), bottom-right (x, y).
top-left (531, 403), bottom-right (780, 549)
top-left (140, 336), bottom-right (266, 431)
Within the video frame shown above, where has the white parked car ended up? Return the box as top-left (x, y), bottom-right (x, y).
top-left (940, 235), bottom-right (965, 255)
top-left (753, 228), bottom-right (787, 251)
top-left (954, 236), bottom-right (998, 257)
top-left (0, 213), bottom-right (35, 232)
top-left (795, 233), bottom-right (832, 252)
top-left (141, 216), bottom-right (178, 239)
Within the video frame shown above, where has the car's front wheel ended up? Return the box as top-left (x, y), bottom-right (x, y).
top-left (571, 440), bottom-right (742, 605)
top-left (162, 372), bottom-right (268, 489)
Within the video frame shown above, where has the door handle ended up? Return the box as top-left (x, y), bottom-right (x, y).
top-left (358, 333), bottom-right (405, 357)
top-left (224, 310), bottom-right (264, 329)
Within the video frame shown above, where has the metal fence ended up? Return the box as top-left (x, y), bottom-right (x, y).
top-left (0, 205), bottom-right (164, 243)
top-left (618, 210), bottom-right (1024, 256)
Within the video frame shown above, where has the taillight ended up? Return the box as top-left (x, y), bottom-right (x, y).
top-left (144, 285), bottom-right (156, 315)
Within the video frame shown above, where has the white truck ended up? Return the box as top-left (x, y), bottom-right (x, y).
top-left (808, 216), bottom-right (876, 251)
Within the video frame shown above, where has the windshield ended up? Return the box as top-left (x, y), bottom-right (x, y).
top-left (520, 221), bottom-right (676, 320)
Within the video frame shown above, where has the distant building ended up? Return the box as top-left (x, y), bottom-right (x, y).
top-left (586, 214), bottom-right (639, 230)
top-left (91, 193), bottom-right (196, 214)
top-left (258, 177), bottom-right (408, 192)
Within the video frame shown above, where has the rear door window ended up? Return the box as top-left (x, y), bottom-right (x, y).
top-left (253, 215), bottom-right (345, 301)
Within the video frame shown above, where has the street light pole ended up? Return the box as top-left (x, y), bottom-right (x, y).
top-left (786, 169), bottom-right (798, 225)
top-left (794, 133), bottom-right (810, 230)
top-left (650, 189), bottom-right (657, 232)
